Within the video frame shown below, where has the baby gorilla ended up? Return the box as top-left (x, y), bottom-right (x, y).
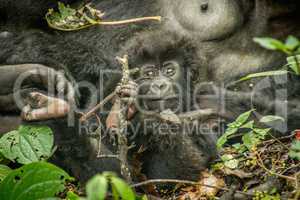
top-left (116, 31), bottom-right (219, 180)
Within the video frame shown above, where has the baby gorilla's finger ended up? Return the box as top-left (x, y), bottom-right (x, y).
top-left (120, 88), bottom-right (137, 97)
top-left (120, 97), bottom-right (136, 104)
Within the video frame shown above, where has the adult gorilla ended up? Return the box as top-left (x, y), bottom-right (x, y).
top-left (162, 0), bottom-right (300, 133)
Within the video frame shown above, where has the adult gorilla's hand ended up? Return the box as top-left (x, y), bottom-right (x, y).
top-left (0, 64), bottom-right (75, 121)
top-left (21, 92), bottom-right (71, 121)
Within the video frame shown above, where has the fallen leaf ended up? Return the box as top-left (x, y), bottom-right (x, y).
top-left (198, 171), bottom-right (225, 197)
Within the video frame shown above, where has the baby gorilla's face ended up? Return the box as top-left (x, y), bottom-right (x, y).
top-left (135, 59), bottom-right (187, 114)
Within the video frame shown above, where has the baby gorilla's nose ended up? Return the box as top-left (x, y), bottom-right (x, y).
top-left (150, 79), bottom-right (170, 96)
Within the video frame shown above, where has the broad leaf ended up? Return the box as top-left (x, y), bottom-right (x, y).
top-left (86, 174), bottom-right (108, 200)
top-left (253, 128), bottom-right (270, 139)
top-left (287, 55), bottom-right (300, 75)
top-left (66, 191), bottom-right (81, 200)
top-left (259, 115), bottom-right (285, 123)
top-left (242, 132), bottom-right (260, 150)
top-left (217, 128), bottom-right (238, 149)
top-left (0, 164), bottom-right (12, 182)
top-left (0, 125), bottom-right (54, 164)
top-left (110, 177), bottom-right (135, 200)
top-left (241, 120), bottom-right (254, 129)
top-left (233, 110), bottom-right (254, 127)
top-left (289, 140), bottom-right (300, 161)
top-left (254, 37), bottom-right (286, 51)
top-left (285, 36), bottom-right (300, 50)
top-left (0, 162), bottom-right (72, 200)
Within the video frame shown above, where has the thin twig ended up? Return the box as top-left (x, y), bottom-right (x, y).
top-left (47, 15), bottom-right (161, 31)
top-left (267, 132), bottom-right (290, 151)
top-left (256, 152), bottom-right (296, 181)
top-left (79, 91), bottom-right (116, 122)
top-left (98, 16), bottom-right (161, 25)
top-left (97, 155), bottom-right (119, 159)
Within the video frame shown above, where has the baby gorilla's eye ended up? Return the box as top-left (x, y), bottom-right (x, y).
top-left (146, 71), bottom-right (155, 76)
top-left (142, 65), bottom-right (157, 78)
top-left (162, 61), bottom-right (178, 77)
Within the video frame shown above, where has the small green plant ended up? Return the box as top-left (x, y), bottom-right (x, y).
top-left (217, 110), bottom-right (284, 151)
top-left (253, 190), bottom-right (281, 200)
top-left (238, 36), bottom-right (300, 82)
top-left (254, 36), bottom-right (300, 75)
top-left (288, 140), bottom-right (300, 161)
top-left (84, 172), bottom-right (140, 200)
top-left (253, 36), bottom-right (300, 56)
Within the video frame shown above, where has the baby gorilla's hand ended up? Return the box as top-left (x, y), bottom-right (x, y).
top-left (116, 81), bottom-right (138, 105)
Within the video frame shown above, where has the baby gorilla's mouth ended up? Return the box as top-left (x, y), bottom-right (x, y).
top-left (140, 95), bottom-right (181, 113)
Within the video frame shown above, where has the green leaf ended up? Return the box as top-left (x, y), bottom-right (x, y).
top-left (234, 110), bottom-right (254, 126)
top-left (253, 128), bottom-right (270, 139)
top-left (111, 184), bottom-right (119, 200)
top-left (0, 162), bottom-right (73, 200)
top-left (238, 70), bottom-right (288, 82)
top-left (242, 132), bottom-right (260, 150)
top-left (136, 195), bottom-right (148, 200)
top-left (0, 164), bottom-right (12, 182)
top-left (110, 177), bottom-right (135, 200)
top-left (288, 151), bottom-right (300, 161)
top-left (287, 55), bottom-right (300, 75)
top-left (253, 37), bottom-right (286, 51)
top-left (241, 120), bottom-right (254, 129)
top-left (221, 154), bottom-right (239, 169)
top-left (232, 143), bottom-right (247, 154)
top-left (217, 128), bottom-right (238, 149)
top-left (58, 2), bottom-right (75, 19)
top-left (289, 140), bottom-right (300, 160)
top-left (290, 140), bottom-right (300, 151)
top-left (66, 191), bottom-right (81, 200)
top-left (285, 36), bottom-right (300, 50)
top-left (259, 115), bottom-right (285, 123)
top-left (227, 110), bottom-right (254, 128)
top-left (0, 125), bottom-right (54, 164)
top-left (86, 174), bottom-right (108, 200)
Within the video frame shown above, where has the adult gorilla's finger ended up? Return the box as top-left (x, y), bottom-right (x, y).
top-left (55, 71), bottom-right (67, 94)
top-left (65, 82), bottom-right (76, 106)
top-left (21, 92), bottom-right (70, 121)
